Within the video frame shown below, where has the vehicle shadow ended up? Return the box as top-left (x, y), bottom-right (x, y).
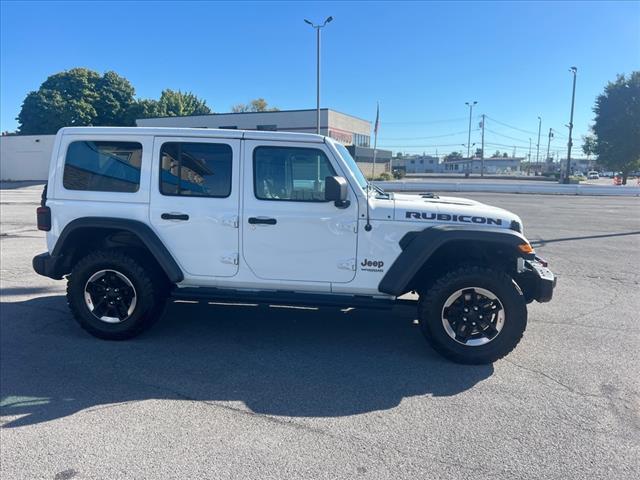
top-left (0, 295), bottom-right (493, 428)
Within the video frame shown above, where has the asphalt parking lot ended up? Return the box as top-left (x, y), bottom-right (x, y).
top-left (1, 183), bottom-right (639, 480)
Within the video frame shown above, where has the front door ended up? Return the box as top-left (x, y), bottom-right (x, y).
top-left (242, 140), bottom-right (358, 283)
top-left (149, 136), bottom-right (241, 278)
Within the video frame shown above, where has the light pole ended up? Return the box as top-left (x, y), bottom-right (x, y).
top-left (546, 128), bottom-right (554, 164)
top-left (564, 66), bottom-right (577, 183)
top-left (465, 101), bottom-right (477, 159)
top-left (304, 16), bottom-right (333, 135)
top-left (535, 116), bottom-right (542, 171)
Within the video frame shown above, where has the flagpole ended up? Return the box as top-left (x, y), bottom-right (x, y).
top-left (372, 102), bottom-right (379, 178)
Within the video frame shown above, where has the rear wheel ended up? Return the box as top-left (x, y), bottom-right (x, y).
top-left (418, 266), bottom-right (527, 364)
top-left (67, 250), bottom-right (165, 340)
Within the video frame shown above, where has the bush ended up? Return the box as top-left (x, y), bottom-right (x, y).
top-left (377, 172), bottom-right (393, 181)
top-left (392, 169), bottom-right (406, 179)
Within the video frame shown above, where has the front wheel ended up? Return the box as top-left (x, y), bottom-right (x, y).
top-left (418, 266), bottom-right (527, 364)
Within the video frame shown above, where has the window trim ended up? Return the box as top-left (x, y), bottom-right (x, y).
top-left (252, 145), bottom-right (337, 203)
top-left (158, 141), bottom-right (233, 199)
top-left (62, 140), bottom-right (143, 193)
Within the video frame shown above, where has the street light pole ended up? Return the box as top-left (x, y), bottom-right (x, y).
top-left (480, 113), bottom-right (485, 177)
top-left (564, 67), bottom-right (578, 183)
top-left (304, 16), bottom-right (333, 135)
top-left (465, 101), bottom-right (477, 159)
top-left (535, 116), bottom-right (542, 171)
top-left (546, 128), bottom-right (554, 164)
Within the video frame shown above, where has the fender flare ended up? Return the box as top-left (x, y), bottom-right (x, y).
top-left (52, 217), bottom-right (183, 283)
top-left (378, 224), bottom-right (529, 296)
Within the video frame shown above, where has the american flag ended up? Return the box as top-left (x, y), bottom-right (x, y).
top-left (374, 103), bottom-right (380, 136)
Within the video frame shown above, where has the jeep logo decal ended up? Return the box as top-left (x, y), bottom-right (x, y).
top-left (405, 211), bottom-right (502, 226)
top-left (360, 258), bottom-right (384, 272)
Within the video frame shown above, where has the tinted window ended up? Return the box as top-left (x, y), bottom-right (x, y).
top-left (254, 146), bottom-right (336, 201)
top-left (160, 142), bottom-right (232, 197)
top-left (63, 141), bottom-right (142, 192)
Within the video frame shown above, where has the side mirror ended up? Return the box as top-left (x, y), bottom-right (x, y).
top-left (325, 176), bottom-right (350, 208)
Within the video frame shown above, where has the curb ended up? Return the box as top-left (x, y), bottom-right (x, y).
top-left (374, 181), bottom-right (640, 197)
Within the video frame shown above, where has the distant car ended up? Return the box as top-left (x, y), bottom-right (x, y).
top-left (587, 171), bottom-right (599, 180)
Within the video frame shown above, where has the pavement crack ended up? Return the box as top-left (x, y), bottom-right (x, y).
top-left (503, 359), bottom-right (635, 404)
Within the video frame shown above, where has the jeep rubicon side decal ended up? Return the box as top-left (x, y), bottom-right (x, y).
top-left (405, 211), bottom-right (503, 226)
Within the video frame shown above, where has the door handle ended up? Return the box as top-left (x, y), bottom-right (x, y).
top-left (161, 213), bottom-right (189, 221)
top-left (248, 217), bottom-right (277, 225)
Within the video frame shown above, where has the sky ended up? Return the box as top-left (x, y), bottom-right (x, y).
top-left (1, 0), bottom-right (639, 157)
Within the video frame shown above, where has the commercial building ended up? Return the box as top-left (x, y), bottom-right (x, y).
top-left (136, 108), bottom-right (392, 172)
top-left (393, 154), bottom-right (442, 174)
top-left (442, 157), bottom-right (523, 174)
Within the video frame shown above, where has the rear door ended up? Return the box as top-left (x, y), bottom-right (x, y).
top-left (149, 136), bottom-right (241, 278)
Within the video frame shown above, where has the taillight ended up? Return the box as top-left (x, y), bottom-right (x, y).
top-left (37, 206), bottom-right (51, 231)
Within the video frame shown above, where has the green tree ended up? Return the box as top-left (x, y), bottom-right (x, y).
top-left (474, 147), bottom-right (483, 158)
top-left (17, 68), bottom-right (101, 134)
top-left (93, 71), bottom-right (136, 126)
top-left (491, 150), bottom-right (502, 158)
top-left (231, 98), bottom-right (279, 113)
top-left (587, 72), bottom-right (640, 184)
top-left (149, 89), bottom-right (212, 117)
top-left (444, 151), bottom-right (463, 161)
top-left (17, 69), bottom-right (213, 133)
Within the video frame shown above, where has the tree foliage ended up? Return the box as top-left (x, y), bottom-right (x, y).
top-left (17, 69), bottom-right (212, 134)
top-left (588, 71), bottom-right (640, 183)
top-left (231, 98), bottom-right (279, 113)
top-left (17, 68), bottom-right (135, 134)
top-left (444, 151), bottom-right (463, 161)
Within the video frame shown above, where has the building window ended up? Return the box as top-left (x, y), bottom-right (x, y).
top-left (63, 141), bottom-right (142, 193)
top-left (257, 124), bottom-right (277, 131)
top-left (253, 146), bottom-right (336, 202)
top-left (160, 142), bottom-right (232, 197)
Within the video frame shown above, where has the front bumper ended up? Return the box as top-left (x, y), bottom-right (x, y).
top-left (32, 252), bottom-right (65, 280)
top-left (518, 257), bottom-right (556, 303)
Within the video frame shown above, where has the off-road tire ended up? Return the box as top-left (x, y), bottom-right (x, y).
top-left (66, 249), bottom-right (165, 340)
top-left (418, 266), bottom-right (527, 364)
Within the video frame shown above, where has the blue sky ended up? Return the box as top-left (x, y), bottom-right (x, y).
top-left (1, 0), bottom-right (639, 157)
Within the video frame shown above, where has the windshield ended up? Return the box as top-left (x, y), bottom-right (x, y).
top-left (333, 143), bottom-right (368, 190)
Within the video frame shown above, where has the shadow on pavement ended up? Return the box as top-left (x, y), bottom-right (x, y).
top-left (0, 295), bottom-right (493, 428)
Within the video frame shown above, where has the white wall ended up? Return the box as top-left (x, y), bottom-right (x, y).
top-left (0, 135), bottom-right (55, 181)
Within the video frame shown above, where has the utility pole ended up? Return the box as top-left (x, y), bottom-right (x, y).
top-left (546, 128), bottom-right (554, 164)
top-left (304, 17), bottom-right (333, 135)
top-left (535, 116), bottom-right (542, 172)
top-left (527, 138), bottom-right (532, 175)
top-left (564, 67), bottom-right (577, 183)
top-left (512, 146), bottom-right (516, 158)
top-left (465, 101), bottom-right (477, 159)
top-left (480, 114), bottom-right (485, 177)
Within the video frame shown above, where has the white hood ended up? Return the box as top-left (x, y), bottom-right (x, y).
top-left (392, 194), bottom-right (523, 231)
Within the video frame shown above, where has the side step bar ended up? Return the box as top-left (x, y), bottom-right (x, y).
top-left (171, 287), bottom-right (417, 310)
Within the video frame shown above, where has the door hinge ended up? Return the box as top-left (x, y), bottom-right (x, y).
top-left (337, 221), bottom-right (358, 233)
top-left (222, 215), bottom-right (239, 228)
top-left (338, 258), bottom-right (356, 271)
top-left (221, 253), bottom-right (239, 265)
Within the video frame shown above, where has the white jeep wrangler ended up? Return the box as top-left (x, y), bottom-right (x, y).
top-left (33, 127), bottom-right (555, 364)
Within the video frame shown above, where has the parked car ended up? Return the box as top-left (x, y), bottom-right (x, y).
top-left (33, 127), bottom-right (556, 364)
top-left (587, 171), bottom-right (599, 180)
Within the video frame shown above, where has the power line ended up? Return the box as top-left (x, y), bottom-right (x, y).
top-left (377, 142), bottom-right (470, 148)
top-left (378, 129), bottom-right (474, 141)
top-left (485, 128), bottom-right (530, 143)
top-left (484, 115), bottom-right (539, 135)
top-left (381, 117), bottom-right (468, 125)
